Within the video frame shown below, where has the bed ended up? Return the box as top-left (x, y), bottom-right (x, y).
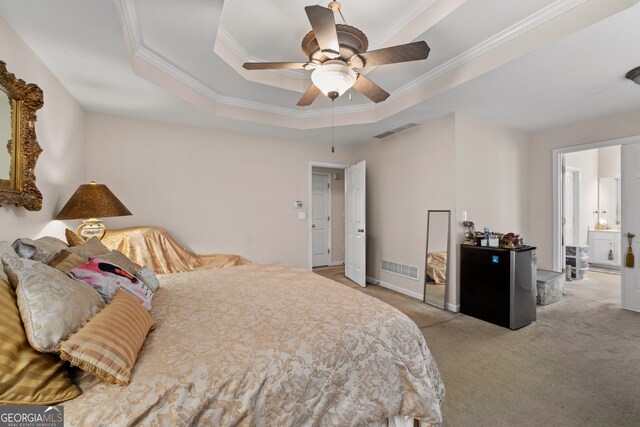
top-left (63, 262), bottom-right (444, 426)
top-left (2, 230), bottom-right (444, 426)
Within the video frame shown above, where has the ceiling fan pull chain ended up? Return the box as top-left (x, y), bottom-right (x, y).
top-left (331, 99), bottom-right (335, 153)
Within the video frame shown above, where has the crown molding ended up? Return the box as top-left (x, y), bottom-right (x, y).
top-left (116, 0), bottom-right (142, 50)
top-left (215, 26), bottom-right (305, 79)
top-left (393, 0), bottom-right (588, 99)
top-left (371, 0), bottom-right (437, 48)
top-left (116, 0), bottom-right (591, 125)
top-left (217, 94), bottom-right (376, 119)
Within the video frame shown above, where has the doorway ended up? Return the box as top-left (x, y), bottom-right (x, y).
top-left (309, 160), bottom-right (367, 287)
top-left (308, 162), bottom-right (349, 271)
top-left (311, 171), bottom-right (337, 267)
top-left (553, 141), bottom-right (627, 308)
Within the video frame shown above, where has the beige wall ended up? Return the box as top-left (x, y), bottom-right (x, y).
top-left (85, 113), bottom-right (353, 268)
top-left (352, 113), bottom-right (531, 307)
top-left (0, 15), bottom-right (86, 242)
top-left (312, 167), bottom-right (345, 264)
top-left (598, 145), bottom-right (621, 178)
top-left (354, 114), bottom-right (457, 299)
top-left (454, 113), bottom-right (531, 303)
top-left (529, 107), bottom-right (640, 269)
top-left (564, 149), bottom-right (599, 245)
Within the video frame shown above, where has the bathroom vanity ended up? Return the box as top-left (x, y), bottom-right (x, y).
top-left (588, 229), bottom-right (622, 269)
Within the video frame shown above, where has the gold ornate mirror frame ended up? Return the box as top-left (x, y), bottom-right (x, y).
top-left (0, 60), bottom-right (43, 211)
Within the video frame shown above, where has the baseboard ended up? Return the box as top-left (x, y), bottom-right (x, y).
top-left (367, 276), bottom-right (460, 313)
top-left (330, 261), bottom-right (345, 266)
top-left (366, 276), bottom-right (423, 300)
top-left (446, 303), bottom-right (460, 312)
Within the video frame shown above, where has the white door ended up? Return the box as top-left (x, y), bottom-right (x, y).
top-left (345, 161), bottom-right (366, 287)
top-left (622, 143), bottom-right (640, 312)
top-left (312, 173), bottom-right (331, 267)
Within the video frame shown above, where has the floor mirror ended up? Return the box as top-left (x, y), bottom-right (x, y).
top-left (423, 210), bottom-right (451, 310)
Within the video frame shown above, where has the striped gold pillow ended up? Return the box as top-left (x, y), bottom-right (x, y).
top-left (58, 289), bottom-right (153, 385)
top-left (0, 277), bottom-right (81, 405)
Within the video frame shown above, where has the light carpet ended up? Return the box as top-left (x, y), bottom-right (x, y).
top-left (314, 266), bottom-right (640, 426)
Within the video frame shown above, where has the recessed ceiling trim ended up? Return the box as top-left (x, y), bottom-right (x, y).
top-left (370, 0), bottom-right (437, 47)
top-left (115, 0), bottom-right (142, 52)
top-left (215, 26), bottom-right (306, 80)
top-left (115, 0), bottom-right (633, 131)
top-left (135, 46), bottom-right (220, 101)
top-left (392, 0), bottom-right (589, 100)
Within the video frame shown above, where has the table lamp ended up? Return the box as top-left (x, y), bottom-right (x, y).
top-left (55, 181), bottom-right (132, 240)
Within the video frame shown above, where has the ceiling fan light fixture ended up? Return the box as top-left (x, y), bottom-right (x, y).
top-left (311, 60), bottom-right (357, 98)
top-left (626, 66), bottom-right (640, 85)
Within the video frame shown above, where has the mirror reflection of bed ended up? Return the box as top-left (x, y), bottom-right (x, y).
top-left (424, 210), bottom-right (451, 310)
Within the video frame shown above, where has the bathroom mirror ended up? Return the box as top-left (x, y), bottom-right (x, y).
top-left (424, 210), bottom-right (451, 310)
top-left (0, 60), bottom-right (44, 211)
top-left (598, 176), bottom-right (620, 228)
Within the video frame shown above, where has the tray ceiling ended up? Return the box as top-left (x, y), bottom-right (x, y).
top-left (0, 0), bottom-right (639, 145)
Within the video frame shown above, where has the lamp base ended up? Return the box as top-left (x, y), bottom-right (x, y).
top-left (77, 219), bottom-right (106, 241)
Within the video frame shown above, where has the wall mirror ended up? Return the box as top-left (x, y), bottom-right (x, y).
top-left (0, 60), bottom-right (44, 211)
top-left (598, 176), bottom-right (620, 228)
top-left (423, 210), bottom-right (451, 310)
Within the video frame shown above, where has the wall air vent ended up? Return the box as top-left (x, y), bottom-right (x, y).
top-left (374, 123), bottom-right (418, 139)
top-left (381, 260), bottom-right (419, 280)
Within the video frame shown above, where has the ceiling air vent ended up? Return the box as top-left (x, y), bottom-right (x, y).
top-left (381, 260), bottom-right (419, 280)
top-left (374, 123), bottom-right (418, 139)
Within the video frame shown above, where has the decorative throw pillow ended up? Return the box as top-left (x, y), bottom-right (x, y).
top-left (99, 250), bottom-right (142, 274)
top-left (65, 228), bottom-right (85, 247)
top-left (58, 289), bottom-right (153, 386)
top-left (11, 236), bottom-right (68, 264)
top-left (66, 236), bottom-right (110, 259)
top-left (100, 250), bottom-right (160, 292)
top-left (0, 276), bottom-right (81, 404)
top-left (70, 258), bottom-right (153, 310)
top-left (0, 241), bottom-right (15, 282)
top-left (2, 255), bottom-right (105, 353)
top-left (137, 266), bottom-right (160, 292)
top-left (48, 250), bottom-right (87, 275)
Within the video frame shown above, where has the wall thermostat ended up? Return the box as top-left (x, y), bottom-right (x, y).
top-left (293, 200), bottom-right (303, 208)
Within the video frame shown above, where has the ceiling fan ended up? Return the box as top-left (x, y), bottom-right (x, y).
top-left (242, 1), bottom-right (430, 106)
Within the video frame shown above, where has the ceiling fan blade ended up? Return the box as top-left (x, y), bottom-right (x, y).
top-left (357, 41), bottom-right (430, 67)
top-left (305, 5), bottom-right (340, 57)
top-left (243, 62), bottom-right (307, 70)
top-left (352, 75), bottom-right (390, 103)
top-left (297, 84), bottom-right (321, 107)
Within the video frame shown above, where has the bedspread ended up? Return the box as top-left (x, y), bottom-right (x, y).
top-left (64, 263), bottom-right (444, 426)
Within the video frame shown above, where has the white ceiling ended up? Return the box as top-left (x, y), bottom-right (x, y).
top-left (0, 0), bottom-right (639, 146)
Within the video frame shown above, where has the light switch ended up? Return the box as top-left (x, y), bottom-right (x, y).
top-left (298, 211), bottom-right (306, 220)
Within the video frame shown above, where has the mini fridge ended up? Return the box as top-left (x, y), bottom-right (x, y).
top-left (460, 245), bottom-right (537, 330)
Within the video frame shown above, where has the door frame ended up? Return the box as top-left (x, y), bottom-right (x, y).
top-left (311, 172), bottom-right (332, 268)
top-left (308, 161), bottom-right (350, 270)
top-left (552, 136), bottom-right (640, 285)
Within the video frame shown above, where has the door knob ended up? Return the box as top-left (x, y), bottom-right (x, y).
top-left (312, 224), bottom-right (316, 228)
top-left (357, 228), bottom-right (365, 233)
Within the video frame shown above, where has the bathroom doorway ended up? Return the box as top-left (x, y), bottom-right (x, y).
top-left (554, 144), bottom-right (622, 306)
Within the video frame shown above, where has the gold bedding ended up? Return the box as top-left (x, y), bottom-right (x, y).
top-left (101, 226), bottom-right (249, 274)
top-left (427, 251), bottom-right (447, 285)
top-left (64, 263), bottom-right (444, 426)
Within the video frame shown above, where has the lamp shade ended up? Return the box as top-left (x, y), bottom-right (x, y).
top-left (311, 60), bottom-right (357, 98)
top-left (55, 182), bottom-right (132, 220)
